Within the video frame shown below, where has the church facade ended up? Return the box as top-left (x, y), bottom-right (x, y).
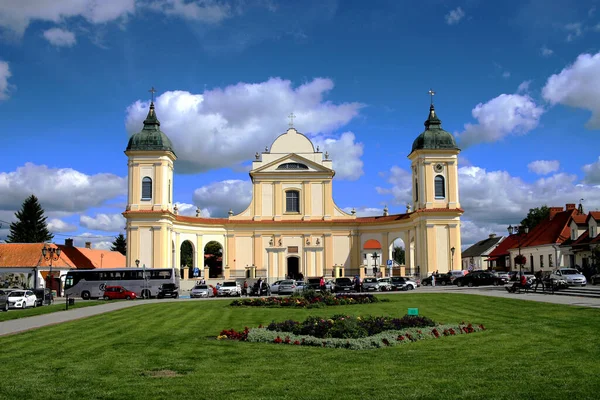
top-left (123, 99), bottom-right (463, 281)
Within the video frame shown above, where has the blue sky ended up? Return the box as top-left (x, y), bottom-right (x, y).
top-left (0, 0), bottom-right (599, 249)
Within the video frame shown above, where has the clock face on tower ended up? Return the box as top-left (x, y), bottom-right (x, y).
top-left (434, 163), bottom-right (444, 173)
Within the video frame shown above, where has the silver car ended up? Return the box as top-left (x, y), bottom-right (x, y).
top-left (362, 278), bottom-right (380, 292)
top-left (270, 280), bottom-right (283, 294)
top-left (278, 279), bottom-right (297, 295)
top-left (551, 268), bottom-right (587, 286)
top-left (190, 284), bottom-right (213, 298)
top-left (218, 281), bottom-right (242, 297)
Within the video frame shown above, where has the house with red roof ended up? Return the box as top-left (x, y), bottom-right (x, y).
top-left (560, 211), bottom-right (600, 269)
top-left (0, 238), bottom-right (125, 294)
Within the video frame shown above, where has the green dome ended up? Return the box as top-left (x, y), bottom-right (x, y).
top-left (411, 105), bottom-right (459, 153)
top-left (126, 102), bottom-right (176, 155)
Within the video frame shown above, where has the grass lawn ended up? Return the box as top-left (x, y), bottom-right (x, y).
top-left (0, 300), bottom-right (106, 322)
top-left (1, 294), bottom-right (599, 399)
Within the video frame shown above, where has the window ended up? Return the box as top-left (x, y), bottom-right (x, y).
top-left (591, 226), bottom-right (596, 238)
top-left (540, 255), bottom-right (544, 268)
top-left (415, 179), bottom-right (418, 202)
top-left (434, 175), bottom-right (445, 199)
top-left (549, 254), bottom-right (553, 268)
top-left (277, 162), bottom-right (309, 170)
top-left (571, 228), bottom-right (576, 240)
top-left (142, 177), bottom-right (152, 200)
top-left (286, 190), bottom-right (300, 213)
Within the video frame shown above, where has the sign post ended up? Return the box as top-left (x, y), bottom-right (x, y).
top-left (408, 308), bottom-right (419, 316)
top-left (387, 259), bottom-right (393, 276)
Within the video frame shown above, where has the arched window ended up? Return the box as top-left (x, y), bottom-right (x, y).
top-left (277, 162), bottom-right (309, 170)
top-left (286, 190), bottom-right (300, 213)
top-left (434, 175), bottom-right (445, 199)
top-left (142, 177), bottom-right (152, 200)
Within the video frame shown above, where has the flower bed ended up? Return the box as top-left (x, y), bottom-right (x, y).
top-left (230, 292), bottom-right (379, 308)
top-left (217, 315), bottom-right (485, 350)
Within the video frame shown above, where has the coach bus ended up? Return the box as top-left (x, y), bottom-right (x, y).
top-left (64, 268), bottom-right (180, 300)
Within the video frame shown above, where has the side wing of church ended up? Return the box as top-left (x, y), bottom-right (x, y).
top-left (123, 98), bottom-right (463, 281)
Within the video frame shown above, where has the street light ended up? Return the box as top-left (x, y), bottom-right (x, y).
top-left (507, 225), bottom-right (529, 275)
top-left (371, 252), bottom-right (379, 275)
top-left (41, 245), bottom-right (61, 305)
top-left (450, 247), bottom-right (455, 271)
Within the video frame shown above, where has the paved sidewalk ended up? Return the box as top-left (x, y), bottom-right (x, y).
top-left (2, 288), bottom-right (600, 338)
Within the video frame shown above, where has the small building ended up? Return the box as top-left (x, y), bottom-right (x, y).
top-left (0, 239), bottom-right (126, 294)
top-left (561, 211), bottom-right (600, 269)
top-left (461, 234), bottom-right (504, 271)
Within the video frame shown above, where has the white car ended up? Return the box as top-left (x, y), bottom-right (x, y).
top-left (270, 280), bottom-right (283, 294)
top-left (550, 268), bottom-right (587, 286)
top-left (218, 281), bottom-right (242, 297)
top-left (7, 290), bottom-right (38, 309)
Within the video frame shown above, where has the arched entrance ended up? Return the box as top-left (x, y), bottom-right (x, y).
top-left (363, 239), bottom-right (382, 276)
top-left (287, 256), bottom-right (300, 280)
top-left (180, 240), bottom-right (194, 279)
top-left (388, 237), bottom-right (406, 276)
top-left (204, 241), bottom-right (223, 278)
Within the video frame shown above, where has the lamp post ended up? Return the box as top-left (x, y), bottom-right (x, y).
top-left (371, 252), bottom-right (379, 276)
top-left (41, 245), bottom-right (61, 305)
top-left (451, 247), bottom-right (455, 271)
top-left (507, 225), bottom-right (529, 275)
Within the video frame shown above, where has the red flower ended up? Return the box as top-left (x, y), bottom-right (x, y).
top-left (274, 336), bottom-right (283, 343)
top-left (293, 340), bottom-right (300, 345)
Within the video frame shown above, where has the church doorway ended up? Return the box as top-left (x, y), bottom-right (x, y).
top-left (287, 257), bottom-right (301, 280)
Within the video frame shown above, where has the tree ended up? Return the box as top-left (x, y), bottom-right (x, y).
top-left (180, 241), bottom-right (194, 267)
top-left (520, 205), bottom-right (550, 231)
top-left (111, 233), bottom-right (127, 255)
top-left (6, 195), bottom-right (53, 243)
top-left (393, 246), bottom-right (405, 265)
top-left (204, 240), bottom-right (223, 256)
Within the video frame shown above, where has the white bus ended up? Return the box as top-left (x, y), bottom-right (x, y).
top-left (64, 268), bottom-right (180, 300)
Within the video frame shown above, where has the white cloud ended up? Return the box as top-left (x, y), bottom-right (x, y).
top-left (174, 202), bottom-right (210, 217)
top-left (502, 71), bottom-right (511, 79)
top-left (542, 51), bottom-right (600, 129)
top-left (312, 132), bottom-right (364, 180)
top-left (0, 0), bottom-right (135, 38)
top-left (80, 213), bottom-right (126, 231)
top-left (517, 80), bottom-right (531, 93)
top-left (0, 60), bottom-right (12, 100)
top-left (47, 218), bottom-right (77, 233)
top-left (541, 46), bottom-right (554, 57)
top-left (192, 180), bottom-right (252, 217)
top-left (528, 160), bottom-right (560, 175)
top-left (43, 27), bottom-right (76, 47)
top-left (146, 0), bottom-right (231, 23)
top-left (583, 157), bottom-right (600, 184)
top-left (125, 78), bottom-right (365, 177)
top-left (565, 22), bottom-right (583, 41)
top-left (377, 163), bottom-right (600, 247)
top-left (341, 207), bottom-right (383, 217)
top-left (70, 233), bottom-right (116, 250)
top-left (456, 94), bottom-right (545, 148)
top-left (0, 163), bottom-right (126, 213)
top-left (445, 7), bottom-right (465, 25)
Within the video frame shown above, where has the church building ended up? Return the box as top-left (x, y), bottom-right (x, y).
top-left (123, 96), bottom-right (463, 281)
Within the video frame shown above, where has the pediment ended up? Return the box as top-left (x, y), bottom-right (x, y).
top-left (252, 153), bottom-right (333, 174)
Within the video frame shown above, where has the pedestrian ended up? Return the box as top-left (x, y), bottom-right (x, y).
top-left (354, 275), bottom-right (361, 293)
top-left (257, 277), bottom-right (263, 294)
top-left (534, 270), bottom-right (544, 292)
top-left (243, 279), bottom-right (249, 296)
top-left (319, 276), bottom-right (325, 293)
top-left (431, 272), bottom-right (436, 287)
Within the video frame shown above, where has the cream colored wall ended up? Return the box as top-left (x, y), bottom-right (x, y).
top-left (435, 225), bottom-right (450, 272)
top-left (590, 218), bottom-right (598, 238)
top-left (509, 244), bottom-right (560, 272)
top-left (333, 235), bottom-right (350, 267)
top-left (311, 183), bottom-right (323, 216)
top-left (139, 227), bottom-right (153, 267)
top-left (126, 152), bottom-right (175, 213)
top-left (261, 183), bottom-right (273, 217)
top-left (235, 236), bottom-right (254, 269)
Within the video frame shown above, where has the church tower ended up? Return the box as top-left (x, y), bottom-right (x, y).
top-left (124, 94), bottom-right (176, 269)
top-left (407, 93), bottom-right (462, 274)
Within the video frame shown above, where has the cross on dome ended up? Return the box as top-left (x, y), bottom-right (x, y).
top-left (149, 86), bottom-right (157, 102)
top-left (288, 112), bottom-right (296, 128)
top-left (428, 89), bottom-right (435, 105)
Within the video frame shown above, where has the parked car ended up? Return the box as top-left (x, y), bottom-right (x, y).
top-left (294, 281), bottom-right (306, 292)
top-left (422, 273), bottom-right (453, 286)
top-left (270, 280), bottom-right (283, 294)
top-left (454, 271), bottom-right (506, 287)
top-left (249, 280), bottom-right (271, 296)
top-left (278, 279), bottom-right (298, 295)
top-left (7, 289), bottom-right (39, 308)
top-left (190, 284), bottom-right (213, 298)
top-left (157, 283), bottom-right (179, 299)
top-left (306, 277), bottom-right (323, 290)
top-left (402, 276), bottom-right (421, 287)
top-left (591, 274), bottom-right (600, 285)
top-left (31, 288), bottom-right (53, 306)
top-left (325, 280), bottom-right (336, 292)
top-left (361, 277), bottom-right (380, 292)
top-left (390, 277), bottom-right (412, 291)
top-left (448, 270), bottom-right (467, 283)
top-left (493, 271), bottom-right (510, 280)
top-left (377, 278), bottom-right (393, 291)
top-left (218, 281), bottom-right (242, 297)
top-left (550, 268), bottom-right (587, 287)
top-left (0, 289), bottom-right (10, 312)
top-left (103, 286), bottom-right (137, 300)
top-left (333, 277), bottom-right (354, 293)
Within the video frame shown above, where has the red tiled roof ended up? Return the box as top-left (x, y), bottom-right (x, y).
top-left (0, 243), bottom-right (125, 269)
top-left (587, 211), bottom-right (600, 223)
top-left (363, 239), bottom-right (382, 249)
top-left (572, 214), bottom-right (587, 226)
top-left (487, 235), bottom-right (520, 258)
top-left (520, 209), bottom-right (577, 247)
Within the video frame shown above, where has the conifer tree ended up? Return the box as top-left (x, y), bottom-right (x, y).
top-left (111, 233), bottom-right (127, 255)
top-left (7, 195), bottom-right (54, 243)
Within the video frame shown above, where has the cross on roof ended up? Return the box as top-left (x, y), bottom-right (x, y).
top-left (149, 86), bottom-right (157, 102)
top-left (288, 112), bottom-right (296, 128)
top-left (428, 89), bottom-right (435, 105)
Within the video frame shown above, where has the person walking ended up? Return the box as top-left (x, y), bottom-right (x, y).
top-left (319, 276), bottom-right (325, 293)
top-left (257, 277), bottom-right (263, 295)
top-left (431, 273), bottom-right (436, 287)
top-left (243, 280), bottom-right (249, 296)
top-left (534, 270), bottom-right (544, 292)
